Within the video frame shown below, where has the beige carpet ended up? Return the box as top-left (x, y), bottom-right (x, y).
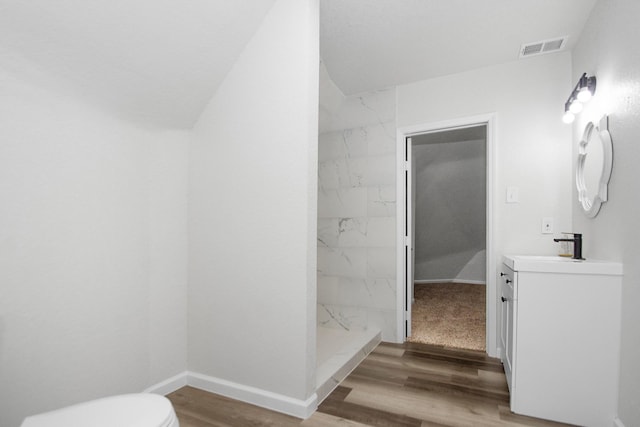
top-left (408, 282), bottom-right (486, 351)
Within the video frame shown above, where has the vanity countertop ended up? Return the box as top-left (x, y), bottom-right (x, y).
top-left (503, 255), bottom-right (623, 275)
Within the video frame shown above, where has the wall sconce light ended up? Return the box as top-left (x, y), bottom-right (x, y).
top-left (563, 73), bottom-right (597, 124)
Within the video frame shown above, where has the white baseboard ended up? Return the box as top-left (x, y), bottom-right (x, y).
top-left (187, 371), bottom-right (318, 419)
top-left (144, 371), bottom-right (318, 419)
top-left (613, 417), bottom-right (626, 427)
top-left (414, 279), bottom-right (486, 285)
top-left (144, 372), bottom-right (188, 395)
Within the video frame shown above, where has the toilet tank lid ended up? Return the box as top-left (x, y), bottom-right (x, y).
top-left (21, 393), bottom-right (178, 427)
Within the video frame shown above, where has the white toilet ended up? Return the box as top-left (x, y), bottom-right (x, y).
top-left (21, 393), bottom-right (179, 427)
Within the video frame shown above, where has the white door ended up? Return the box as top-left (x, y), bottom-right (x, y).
top-left (404, 137), bottom-right (413, 338)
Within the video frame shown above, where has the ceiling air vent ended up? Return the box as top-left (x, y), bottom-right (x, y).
top-left (519, 36), bottom-right (568, 58)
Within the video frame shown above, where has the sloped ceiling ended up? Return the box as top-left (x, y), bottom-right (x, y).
top-left (0, 0), bottom-right (275, 128)
top-left (1, 0), bottom-right (598, 128)
top-left (320, 0), bottom-right (598, 95)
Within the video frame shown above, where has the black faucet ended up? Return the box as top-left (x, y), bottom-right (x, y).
top-left (553, 233), bottom-right (584, 260)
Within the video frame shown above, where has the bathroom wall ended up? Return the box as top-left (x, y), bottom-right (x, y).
top-left (571, 1), bottom-right (640, 425)
top-left (397, 52), bottom-right (574, 355)
top-left (188, 0), bottom-right (318, 413)
top-left (317, 88), bottom-right (398, 342)
top-left (0, 67), bottom-right (188, 427)
top-left (412, 138), bottom-right (486, 283)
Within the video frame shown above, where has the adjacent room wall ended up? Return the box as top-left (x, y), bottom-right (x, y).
top-left (571, 1), bottom-right (640, 425)
top-left (412, 138), bottom-right (486, 283)
top-left (317, 88), bottom-right (398, 342)
top-left (188, 0), bottom-right (319, 415)
top-left (397, 52), bottom-right (574, 355)
top-left (0, 67), bottom-right (188, 427)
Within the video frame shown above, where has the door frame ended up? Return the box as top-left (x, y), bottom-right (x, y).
top-left (395, 113), bottom-right (497, 356)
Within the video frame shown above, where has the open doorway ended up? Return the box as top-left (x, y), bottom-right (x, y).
top-left (410, 125), bottom-right (486, 350)
top-left (396, 116), bottom-right (495, 353)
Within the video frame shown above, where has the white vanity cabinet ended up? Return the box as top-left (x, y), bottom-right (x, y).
top-left (499, 255), bottom-right (623, 427)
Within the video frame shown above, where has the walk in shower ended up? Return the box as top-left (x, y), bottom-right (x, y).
top-left (315, 82), bottom-right (398, 402)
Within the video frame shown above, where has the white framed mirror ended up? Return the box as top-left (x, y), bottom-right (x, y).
top-left (576, 115), bottom-right (613, 218)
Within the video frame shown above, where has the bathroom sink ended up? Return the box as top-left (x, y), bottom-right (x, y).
top-left (503, 255), bottom-right (623, 275)
top-left (513, 255), bottom-right (582, 262)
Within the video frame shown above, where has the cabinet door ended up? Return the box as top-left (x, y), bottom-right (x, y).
top-left (500, 267), bottom-right (516, 392)
top-left (499, 274), bottom-right (508, 357)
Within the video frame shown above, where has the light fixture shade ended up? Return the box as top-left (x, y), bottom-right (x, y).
top-left (577, 86), bottom-right (592, 103)
top-left (563, 111), bottom-right (575, 124)
top-left (569, 100), bottom-right (583, 114)
top-left (563, 73), bottom-right (596, 124)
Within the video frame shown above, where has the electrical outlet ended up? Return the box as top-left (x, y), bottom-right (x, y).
top-left (542, 217), bottom-right (554, 234)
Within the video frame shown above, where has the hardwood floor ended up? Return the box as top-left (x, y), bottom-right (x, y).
top-left (167, 342), bottom-right (573, 427)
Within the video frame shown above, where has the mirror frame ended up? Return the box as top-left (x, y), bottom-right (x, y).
top-left (576, 115), bottom-right (613, 218)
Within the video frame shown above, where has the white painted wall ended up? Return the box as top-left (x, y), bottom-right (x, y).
top-left (0, 67), bottom-right (188, 427)
top-left (319, 60), bottom-right (345, 132)
top-left (571, 1), bottom-right (640, 425)
top-left (317, 88), bottom-right (398, 342)
top-left (0, 0), bottom-right (276, 129)
top-left (188, 0), bottom-right (318, 408)
top-left (397, 53), bottom-right (574, 355)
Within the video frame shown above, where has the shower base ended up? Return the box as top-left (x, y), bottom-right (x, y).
top-left (315, 327), bottom-right (381, 404)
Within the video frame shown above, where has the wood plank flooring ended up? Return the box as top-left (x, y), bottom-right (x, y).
top-left (167, 342), bottom-right (573, 427)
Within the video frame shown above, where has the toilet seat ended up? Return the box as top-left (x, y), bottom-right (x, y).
top-left (21, 393), bottom-right (179, 427)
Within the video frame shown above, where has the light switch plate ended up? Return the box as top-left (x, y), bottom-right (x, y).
top-left (506, 186), bottom-right (519, 203)
top-left (542, 217), bottom-right (554, 234)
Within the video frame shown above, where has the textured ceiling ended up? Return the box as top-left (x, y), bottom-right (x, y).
top-left (320, 0), bottom-right (598, 95)
top-left (0, 0), bottom-right (275, 128)
top-left (1, 0), bottom-right (599, 128)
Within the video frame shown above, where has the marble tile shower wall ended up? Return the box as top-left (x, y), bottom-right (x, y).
top-left (317, 117), bottom-right (397, 342)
